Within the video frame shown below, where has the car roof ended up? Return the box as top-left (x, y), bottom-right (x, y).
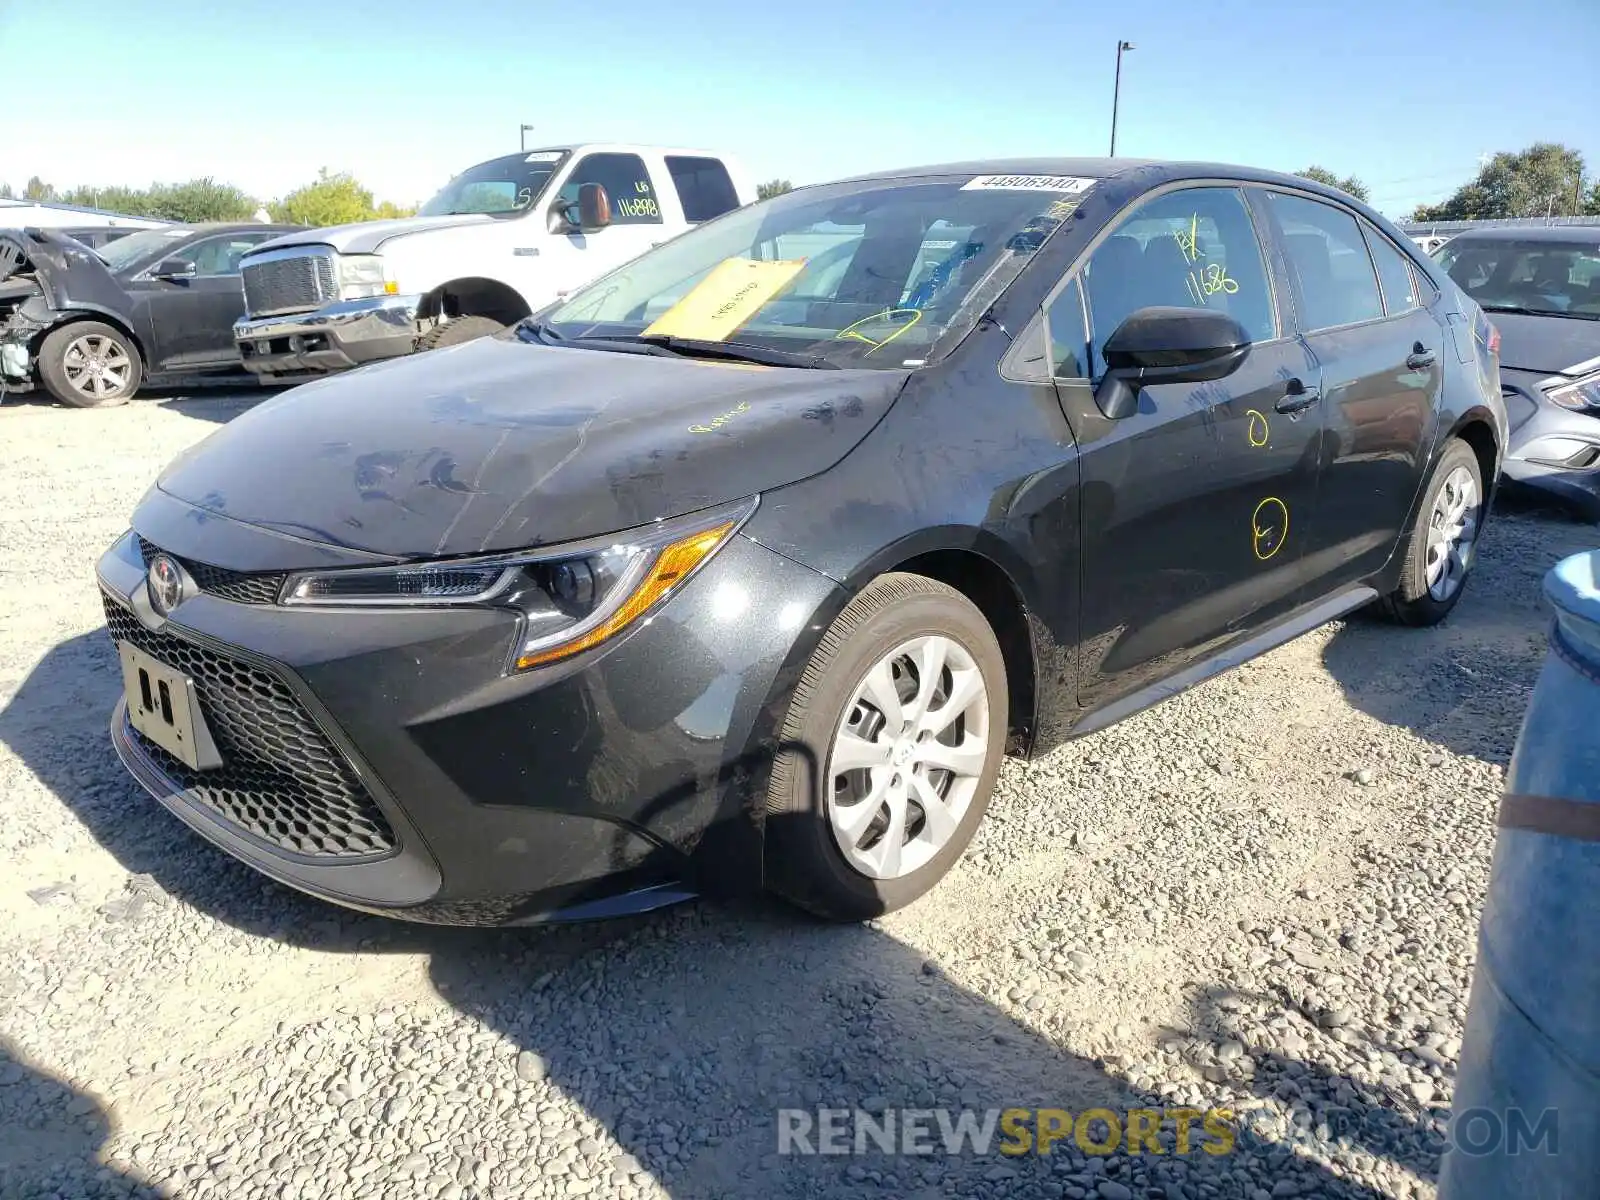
top-left (828, 157), bottom-right (1338, 192)
top-left (183, 222), bottom-right (304, 234)
top-left (1443, 225), bottom-right (1600, 245)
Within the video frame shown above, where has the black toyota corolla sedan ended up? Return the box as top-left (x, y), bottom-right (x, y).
top-left (97, 158), bottom-right (1506, 925)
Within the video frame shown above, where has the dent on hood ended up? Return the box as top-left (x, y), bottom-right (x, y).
top-left (155, 337), bottom-right (909, 560)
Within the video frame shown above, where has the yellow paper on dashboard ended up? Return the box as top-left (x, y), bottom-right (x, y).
top-left (642, 257), bottom-right (806, 341)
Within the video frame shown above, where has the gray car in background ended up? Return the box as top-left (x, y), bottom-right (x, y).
top-left (1434, 226), bottom-right (1600, 517)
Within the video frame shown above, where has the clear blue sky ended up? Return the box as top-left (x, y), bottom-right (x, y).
top-left (3, 0), bottom-right (1596, 218)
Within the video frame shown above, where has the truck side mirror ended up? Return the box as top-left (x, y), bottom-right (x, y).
top-left (549, 183), bottom-right (612, 235)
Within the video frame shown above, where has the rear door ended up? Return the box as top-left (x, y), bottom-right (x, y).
top-left (1258, 192), bottom-right (1439, 588)
top-left (1048, 184), bottom-right (1325, 711)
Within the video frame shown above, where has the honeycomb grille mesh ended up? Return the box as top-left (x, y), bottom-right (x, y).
top-left (137, 538), bottom-right (286, 606)
top-left (104, 593), bottom-right (396, 859)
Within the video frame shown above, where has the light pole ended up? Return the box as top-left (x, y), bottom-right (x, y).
top-left (520, 124), bottom-right (536, 152)
top-left (1109, 40), bottom-right (1135, 157)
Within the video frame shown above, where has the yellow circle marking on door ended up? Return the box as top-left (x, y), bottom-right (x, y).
top-left (1252, 497), bottom-right (1289, 561)
top-left (1246, 409), bottom-right (1270, 447)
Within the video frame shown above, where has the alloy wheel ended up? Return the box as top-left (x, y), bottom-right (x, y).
top-left (826, 634), bottom-right (990, 880)
top-left (1424, 464), bottom-right (1479, 602)
top-left (62, 334), bottom-right (133, 401)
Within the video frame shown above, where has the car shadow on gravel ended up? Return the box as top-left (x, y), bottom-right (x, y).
top-left (1320, 508), bottom-right (1594, 765)
top-left (0, 1038), bottom-right (163, 1198)
top-left (4, 632), bottom-right (1395, 1199)
top-left (0, 383), bottom-right (276, 420)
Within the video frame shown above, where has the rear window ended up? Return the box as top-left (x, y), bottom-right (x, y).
top-left (1437, 238), bottom-right (1600, 316)
top-left (666, 156), bottom-right (741, 223)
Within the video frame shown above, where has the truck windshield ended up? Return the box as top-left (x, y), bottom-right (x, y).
top-left (540, 173), bottom-right (1101, 370)
top-left (417, 152), bottom-right (569, 217)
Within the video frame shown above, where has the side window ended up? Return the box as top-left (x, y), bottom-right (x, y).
top-left (1364, 225), bottom-right (1421, 315)
top-left (1045, 277), bottom-right (1089, 379)
top-left (560, 153), bottom-right (662, 225)
top-left (1266, 193), bottom-right (1384, 331)
top-left (1081, 187), bottom-right (1275, 375)
top-left (665, 156), bottom-right (740, 223)
top-left (188, 234), bottom-right (274, 277)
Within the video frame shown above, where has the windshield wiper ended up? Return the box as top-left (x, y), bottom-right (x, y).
top-left (625, 334), bottom-right (837, 370)
top-left (514, 320), bottom-right (683, 358)
top-left (1481, 304), bottom-right (1600, 321)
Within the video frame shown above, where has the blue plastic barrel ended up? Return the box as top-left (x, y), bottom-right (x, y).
top-left (1438, 550), bottom-right (1600, 1199)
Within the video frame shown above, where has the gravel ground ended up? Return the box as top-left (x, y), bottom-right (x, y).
top-left (1, 388), bottom-right (1594, 1200)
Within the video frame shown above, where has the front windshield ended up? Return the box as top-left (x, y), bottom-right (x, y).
top-left (1435, 237), bottom-right (1600, 318)
top-left (542, 173), bottom-right (1102, 368)
top-left (97, 227), bottom-right (192, 272)
top-left (417, 151), bottom-right (569, 217)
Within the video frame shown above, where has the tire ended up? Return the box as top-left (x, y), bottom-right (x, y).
top-left (1378, 437), bottom-right (1485, 626)
top-left (37, 321), bottom-right (143, 408)
top-left (417, 315), bottom-right (505, 351)
top-left (764, 572), bottom-right (1009, 921)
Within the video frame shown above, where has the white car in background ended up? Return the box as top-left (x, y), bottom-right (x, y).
top-left (232, 144), bottom-right (755, 379)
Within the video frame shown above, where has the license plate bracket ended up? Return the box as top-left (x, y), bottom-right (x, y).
top-left (117, 641), bottom-right (223, 771)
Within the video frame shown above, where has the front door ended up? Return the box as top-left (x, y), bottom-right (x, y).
top-left (1046, 184), bottom-right (1325, 711)
top-left (1258, 191), bottom-right (1439, 589)
top-left (536, 151), bottom-right (669, 305)
top-left (144, 232), bottom-right (275, 370)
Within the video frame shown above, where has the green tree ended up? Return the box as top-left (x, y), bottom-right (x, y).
top-left (0, 183), bottom-right (13, 200)
top-left (23, 176), bottom-right (55, 202)
top-left (756, 179), bottom-right (793, 201)
top-left (373, 199), bottom-right (419, 219)
top-left (1412, 143), bottom-right (1588, 222)
top-left (1294, 166), bottom-right (1370, 203)
top-left (269, 169), bottom-right (375, 226)
top-left (146, 178), bottom-right (256, 222)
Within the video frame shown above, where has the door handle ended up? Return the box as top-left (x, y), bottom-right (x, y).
top-left (1274, 379), bottom-right (1321, 415)
top-left (1406, 345), bottom-right (1437, 371)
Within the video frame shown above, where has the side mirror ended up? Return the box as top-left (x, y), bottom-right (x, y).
top-left (1093, 306), bottom-right (1251, 420)
top-left (548, 183), bottom-right (613, 235)
top-left (151, 256), bottom-right (197, 281)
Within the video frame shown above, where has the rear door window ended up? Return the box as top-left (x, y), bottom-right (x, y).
top-left (561, 153), bottom-right (662, 224)
top-left (1266, 193), bottom-right (1384, 331)
top-left (1364, 226), bottom-right (1422, 315)
top-left (665, 156), bottom-right (741, 223)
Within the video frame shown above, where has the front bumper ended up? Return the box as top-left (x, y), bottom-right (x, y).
top-left (1500, 375), bottom-right (1600, 520)
top-left (234, 294), bottom-right (422, 378)
top-left (95, 505), bottom-right (842, 925)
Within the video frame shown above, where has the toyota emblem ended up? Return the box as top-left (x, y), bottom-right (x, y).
top-left (147, 555), bottom-right (185, 615)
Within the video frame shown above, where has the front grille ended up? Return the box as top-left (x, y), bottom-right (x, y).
top-left (137, 537), bottom-right (286, 606)
top-left (104, 593), bottom-right (396, 859)
top-left (242, 250), bottom-right (337, 316)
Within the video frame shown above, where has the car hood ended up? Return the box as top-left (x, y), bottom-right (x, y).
top-left (155, 335), bottom-right (908, 558)
top-left (251, 214), bottom-right (494, 256)
top-left (3, 227), bottom-right (128, 314)
top-left (1489, 310), bottom-right (1600, 377)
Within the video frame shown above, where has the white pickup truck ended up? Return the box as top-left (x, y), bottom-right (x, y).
top-left (233, 143), bottom-right (755, 379)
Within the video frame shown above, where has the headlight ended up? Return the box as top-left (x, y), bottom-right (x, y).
top-left (336, 254), bottom-right (398, 300)
top-left (280, 499), bottom-right (755, 671)
top-left (1547, 371), bottom-right (1600, 411)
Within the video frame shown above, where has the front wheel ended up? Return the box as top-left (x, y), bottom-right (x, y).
top-left (1379, 437), bottom-right (1485, 626)
top-left (37, 321), bottom-right (144, 408)
top-left (764, 573), bottom-right (1008, 921)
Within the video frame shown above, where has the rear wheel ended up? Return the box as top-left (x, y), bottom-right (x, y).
top-left (38, 321), bottom-right (143, 408)
top-left (1379, 437), bottom-right (1484, 626)
top-left (417, 315), bottom-right (505, 351)
top-left (764, 573), bottom-right (1008, 921)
